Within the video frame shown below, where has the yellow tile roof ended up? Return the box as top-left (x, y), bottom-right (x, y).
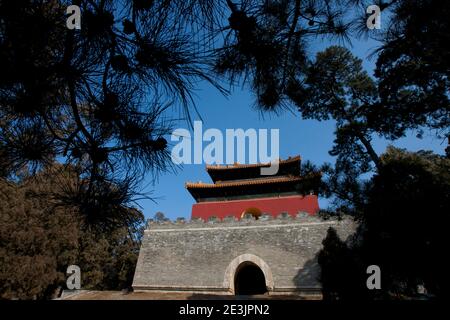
top-left (185, 173), bottom-right (320, 189)
top-left (205, 155), bottom-right (301, 171)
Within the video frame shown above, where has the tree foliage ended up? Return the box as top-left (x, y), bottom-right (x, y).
top-left (216, 0), bottom-right (356, 111)
top-left (0, 0), bottom-right (226, 225)
top-left (372, 0), bottom-right (450, 138)
top-left (0, 164), bottom-right (144, 299)
top-left (293, 46), bottom-right (380, 173)
top-left (320, 147), bottom-right (449, 299)
top-left (318, 227), bottom-right (367, 300)
top-left (153, 211), bottom-right (168, 222)
top-left (2, 1), bottom-right (447, 209)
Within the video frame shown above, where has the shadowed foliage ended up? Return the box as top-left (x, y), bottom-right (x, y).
top-left (319, 147), bottom-right (449, 299)
top-left (0, 0), bottom-right (227, 226)
top-left (0, 164), bottom-right (144, 299)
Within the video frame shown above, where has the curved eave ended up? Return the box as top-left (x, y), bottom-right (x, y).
top-left (185, 172), bottom-right (321, 190)
top-left (205, 155), bottom-right (301, 171)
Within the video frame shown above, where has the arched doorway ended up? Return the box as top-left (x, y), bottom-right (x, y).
top-left (223, 253), bottom-right (274, 294)
top-left (234, 262), bottom-right (267, 295)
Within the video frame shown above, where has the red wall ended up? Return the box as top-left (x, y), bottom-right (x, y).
top-left (191, 195), bottom-right (319, 220)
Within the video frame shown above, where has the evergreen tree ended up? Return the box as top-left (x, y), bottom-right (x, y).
top-left (0, 164), bottom-right (144, 299)
top-left (319, 147), bottom-right (449, 299)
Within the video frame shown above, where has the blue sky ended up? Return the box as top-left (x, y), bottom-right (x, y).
top-left (136, 37), bottom-right (447, 221)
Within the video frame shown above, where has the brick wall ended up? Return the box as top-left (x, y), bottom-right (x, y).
top-left (132, 215), bottom-right (356, 295)
top-left (191, 194), bottom-right (320, 220)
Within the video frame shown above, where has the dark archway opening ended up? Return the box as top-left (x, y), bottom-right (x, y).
top-left (234, 262), bottom-right (267, 295)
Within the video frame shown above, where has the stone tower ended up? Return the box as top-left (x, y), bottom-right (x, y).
top-left (186, 155), bottom-right (321, 220)
top-left (132, 156), bottom-right (356, 297)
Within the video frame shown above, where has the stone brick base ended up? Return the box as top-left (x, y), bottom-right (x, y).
top-left (133, 215), bottom-right (356, 297)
